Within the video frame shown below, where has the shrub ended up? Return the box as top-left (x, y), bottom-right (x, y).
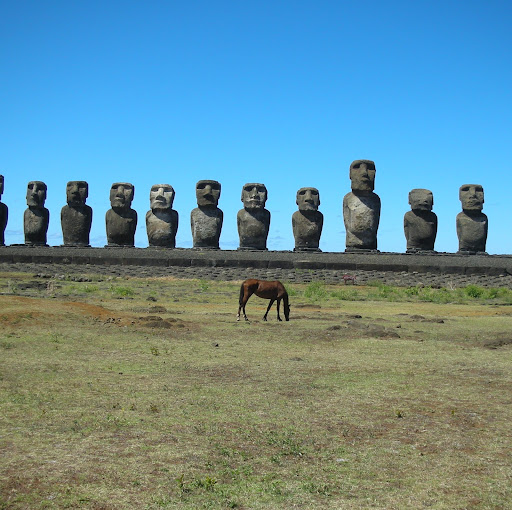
top-left (198, 280), bottom-right (210, 292)
top-left (368, 282), bottom-right (399, 301)
top-left (285, 284), bottom-right (298, 297)
top-left (111, 285), bottom-right (135, 297)
top-left (304, 281), bottom-right (327, 302)
top-left (464, 285), bottom-right (485, 299)
top-left (404, 286), bottom-right (420, 296)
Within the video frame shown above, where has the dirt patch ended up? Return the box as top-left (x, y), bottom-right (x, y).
top-left (326, 321), bottom-right (401, 339)
top-left (405, 314), bottom-right (445, 323)
top-left (484, 338), bottom-right (512, 349)
top-left (0, 295), bottom-right (189, 332)
top-left (137, 315), bottom-right (184, 329)
top-left (0, 310), bottom-right (44, 327)
top-left (148, 305), bottom-right (167, 313)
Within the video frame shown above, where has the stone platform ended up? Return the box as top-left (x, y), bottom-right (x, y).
top-left (0, 246), bottom-right (511, 288)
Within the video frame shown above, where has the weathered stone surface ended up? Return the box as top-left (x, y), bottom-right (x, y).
top-left (404, 189), bottom-right (437, 252)
top-left (190, 180), bottom-right (223, 249)
top-left (456, 184), bottom-right (488, 253)
top-left (106, 183), bottom-right (137, 247)
top-left (343, 160), bottom-right (380, 251)
top-left (61, 181), bottom-right (92, 247)
top-left (237, 183), bottom-right (270, 250)
top-left (146, 184), bottom-right (178, 248)
top-left (1, 248), bottom-right (512, 288)
top-left (0, 175), bottom-right (7, 246)
top-left (292, 187), bottom-right (323, 251)
top-left (24, 181), bottom-right (49, 246)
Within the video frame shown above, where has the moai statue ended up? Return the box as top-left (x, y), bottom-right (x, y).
top-left (61, 181), bottom-right (92, 246)
top-left (404, 189), bottom-right (437, 252)
top-left (105, 182), bottom-right (137, 247)
top-left (190, 180), bottom-right (223, 249)
top-left (292, 187), bottom-right (323, 251)
top-left (237, 183), bottom-right (270, 250)
top-left (0, 175), bottom-right (7, 246)
top-left (24, 181), bottom-right (49, 246)
top-left (456, 184), bottom-right (488, 253)
top-left (343, 160), bottom-right (380, 251)
top-left (146, 184), bottom-right (178, 248)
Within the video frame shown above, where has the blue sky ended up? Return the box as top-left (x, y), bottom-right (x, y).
top-left (1, 0), bottom-right (511, 253)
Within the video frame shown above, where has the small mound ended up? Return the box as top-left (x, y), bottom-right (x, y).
top-left (138, 315), bottom-right (183, 329)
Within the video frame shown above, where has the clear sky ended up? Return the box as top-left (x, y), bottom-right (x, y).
top-left (1, 1), bottom-right (511, 253)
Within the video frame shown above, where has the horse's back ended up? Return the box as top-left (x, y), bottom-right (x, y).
top-left (249, 279), bottom-right (286, 299)
top-left (242, 278), bottom-right (261, 287)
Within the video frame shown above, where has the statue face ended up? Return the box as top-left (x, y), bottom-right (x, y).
top-left (241, 183), bottom-right (267, 210)
top-left (296, 187), bottom-right (320, 211)
top-left (110, 182), bottom-right (134, 210)
top-left (196, 180), bottom-right (221, 207)
top-left (409, 189), bottom-right (433, 211)
top-left (26, 181), bottom-right (47, 207)
top-left (459, 184), bottom-right (484, 211)
top-left (66, 181), bottom-right (88, 206)
top-left (150, 184), bottom-right (175, 210)
top-left (349, 160), bottom-right (376, 192)
top-left (0, 175), bottom-right (4, 197)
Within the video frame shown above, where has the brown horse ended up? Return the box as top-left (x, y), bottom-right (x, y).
top-left (237, 279), bottom-right (290, 322)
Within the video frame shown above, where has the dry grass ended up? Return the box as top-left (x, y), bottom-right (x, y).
top-left (0, 273), bottom-right (511, 509)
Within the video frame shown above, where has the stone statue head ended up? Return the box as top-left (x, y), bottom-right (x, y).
top-left (66, 180), bottom-right (88, 206)
top-left (110, 182), bottom-right (134, 210)
top-left (0, 175), bottom-right (3, 197)
top-left (241, 183), bottom-right (267, 210)
top-left (150, 184), bottom-right (175, 211)
top-left (349, 160), bottom-right (376, 192)
top-left (196, 180), bottom-right (221, 207)
top-left (26, 181), bottom-right (47, 208)
top-left (459, 184), bottom-right (484, 211)
top-left (296, 187), bottom-right (320, 211)
top-left (409, 188), bottom-right (433, 211)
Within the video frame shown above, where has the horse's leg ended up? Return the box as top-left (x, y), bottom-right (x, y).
top-left (237, 283), bottom-right (255, 322)
top-left (241, 292), bottom-right (253, 321)
top-left (238, 300), bottom-right (249, 321)
top-left (242, 300), bottom-right (249, 321)
top-left (237, 284), bottom-right (244, 321)
top-left (276, 298), bottom-right (282, 321)
top-left (237, 298), bottom-right (243, 321)
top-left (263, 299), bottom-right (275, 321)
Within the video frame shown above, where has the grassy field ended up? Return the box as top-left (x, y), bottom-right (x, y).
top-left (0, 272), bottom-right (511, 509)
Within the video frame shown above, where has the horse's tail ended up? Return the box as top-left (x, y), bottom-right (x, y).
top-left (282, 291), bottom-right (290, 320)
top-left (239, 282), bottom-right (245, 305)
